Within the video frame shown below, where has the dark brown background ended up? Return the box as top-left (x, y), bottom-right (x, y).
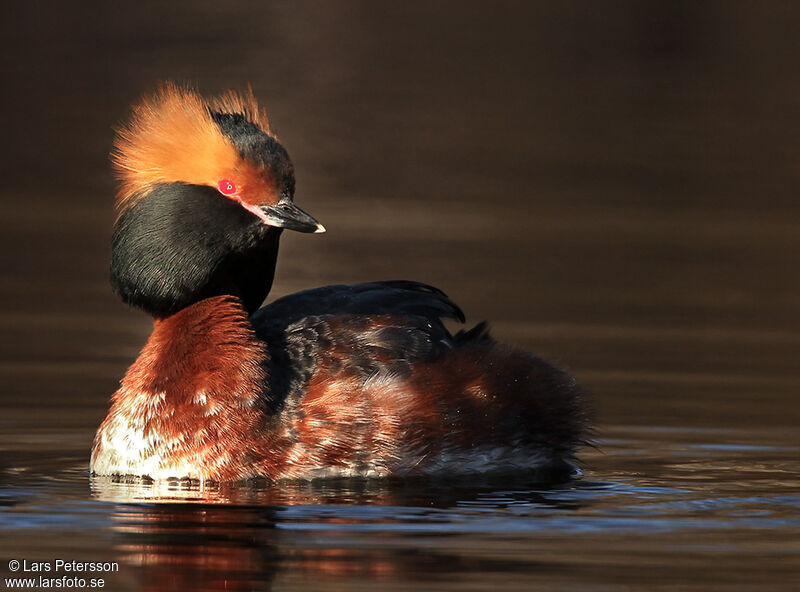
top-left (1, 3), bottom-right (799, 591)
top-left (2, 2), bottom-right (798, 433)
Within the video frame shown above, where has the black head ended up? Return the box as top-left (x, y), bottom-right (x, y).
top-left (110, 85), bottom-right (324, 317)
top-left (111, 183), bottom-right (282, 317)
top-left (210, 111), bottom-right (296, 199)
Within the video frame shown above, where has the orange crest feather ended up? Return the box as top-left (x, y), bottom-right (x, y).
top-left (208, 85), bottom-right (272, 133)
top-left (112, 83), bottom-right (273, 209)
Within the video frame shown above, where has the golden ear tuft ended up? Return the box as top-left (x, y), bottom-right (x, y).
top-left (112, 82), bottom-right (272, 210)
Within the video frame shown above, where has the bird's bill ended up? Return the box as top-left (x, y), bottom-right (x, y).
top-left (252, 200), bottom-right (325, 233)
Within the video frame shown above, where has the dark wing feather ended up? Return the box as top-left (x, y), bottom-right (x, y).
top-left (252, 280), bottom-right (464, 327)
top-left (250, 281), bottom-right (479, 408)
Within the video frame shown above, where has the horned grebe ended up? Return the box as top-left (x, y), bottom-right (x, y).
top-left (90, 84), bottom-right (588, 481)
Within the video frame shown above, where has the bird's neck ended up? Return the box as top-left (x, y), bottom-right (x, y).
top-left (93, 295), bottom-right (273, 480)
top-left (132, 295), bottom-right (268, 399)
top-left (224, 228), bottom-right (282, 314)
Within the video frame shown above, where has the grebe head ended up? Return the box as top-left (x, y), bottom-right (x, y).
top-left (109, 83), bottom-right (323, 317)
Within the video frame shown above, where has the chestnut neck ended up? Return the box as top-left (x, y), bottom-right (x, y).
top-left (119, 295), bottom-right (270, 408)
top-left (99, 295), bottom-right (277, 481)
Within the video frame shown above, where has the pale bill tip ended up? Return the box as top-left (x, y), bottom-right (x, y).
top-left (314, 223), bottom-right (327, 234)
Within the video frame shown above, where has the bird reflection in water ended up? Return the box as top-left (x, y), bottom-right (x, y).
top-left (91, 475), bottom-right (581, 591)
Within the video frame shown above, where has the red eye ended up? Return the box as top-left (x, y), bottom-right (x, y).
top-left (217, 179), bottom-right (237, 196)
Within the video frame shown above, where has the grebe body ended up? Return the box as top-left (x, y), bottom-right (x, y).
top-left (90, 85), bottom-right (588, 481)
